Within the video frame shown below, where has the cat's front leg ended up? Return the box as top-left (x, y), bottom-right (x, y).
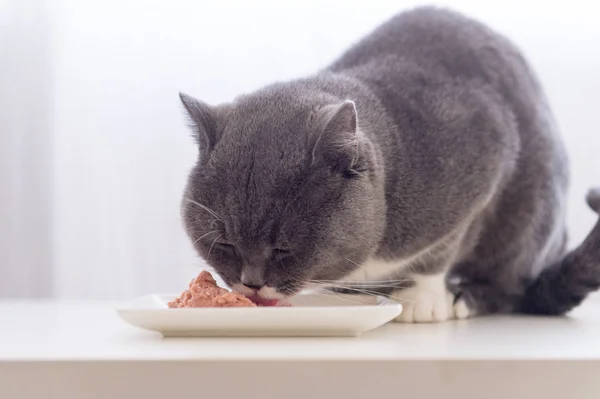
top-left (394, 273), bottom-right (472, 323)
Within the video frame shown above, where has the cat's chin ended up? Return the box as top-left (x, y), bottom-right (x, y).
top-left (231, 283), bottom-right (289, 305)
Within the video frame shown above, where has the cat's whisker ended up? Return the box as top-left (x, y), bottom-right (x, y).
top-left (303, 283), bottom-right (399, 305)
top-left (308, 278), bottom-right (412, 283)
top-left (185, 198), bottom-right (224, 223)
top-left (307, 278), bottom-right (413, 287)
top-left (206, 234), bottom-right (222, 261)
top-left (333, 284), bottom-right (411, 290)
top-left (304, 280), bottom-right (413, 303)
top-left (312, 281), bottom-right (413, 286)
top-left (330, 286), bottom-right (414, 304)
top-left (288, 284), bottom-right (368, 306)
top-left (314, 291), bottom-right (365, 306)
top-left (343, 257), bottom-right (362, 267)
top-left (318, 289), bottom-right (371, 305)
top-left (192, 230), bottom-right (220, 245)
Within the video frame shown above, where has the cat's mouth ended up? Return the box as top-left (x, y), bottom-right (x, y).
top-left (231, 283), bottom-right (288, 306)
top-left (245, 295), bottom-right (280, 307)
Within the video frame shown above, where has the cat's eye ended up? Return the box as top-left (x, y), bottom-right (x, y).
top-left (343, 166), bottom-right (367, 179)
top-left (272, 248), bottom-right (292, 259)
top-left (215, 242), bottom-right (236, 254)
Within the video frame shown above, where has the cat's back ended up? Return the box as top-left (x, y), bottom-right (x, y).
top-left (326, 6), bottom-right (565, 182)
top-left (328, 6), bottom-right (540, 101)
top-left (326, 7), bottom-right (570, 287)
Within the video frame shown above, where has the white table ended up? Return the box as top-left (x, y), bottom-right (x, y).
top-left (1, 298), bottom-right (600, 399)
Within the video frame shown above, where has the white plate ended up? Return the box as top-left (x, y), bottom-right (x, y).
top-left (117, 293), bottom-right (402, 337)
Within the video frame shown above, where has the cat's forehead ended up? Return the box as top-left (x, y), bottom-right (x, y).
top-left (226, 83), bottom-right (331, 134)
top-left (213, 95), bottom-right (316, 173)
top-left (229, 97), bottom-right (312, 137)
top-left (211, 131), bottom-right (309, 194)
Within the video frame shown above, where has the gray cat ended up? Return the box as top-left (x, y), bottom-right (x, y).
top-left (179, 7), bottom-right (600, 322)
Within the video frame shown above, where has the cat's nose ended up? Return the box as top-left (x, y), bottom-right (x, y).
top-left (241, 275), bottom-right (264, 291)
top-left (241, 267), bottom-right (265, 291)
top-left (243, 283), bottom-right (264, 291)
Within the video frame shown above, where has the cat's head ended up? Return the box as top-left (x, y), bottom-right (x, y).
top-left (180, 84), bottom-right (385, 302)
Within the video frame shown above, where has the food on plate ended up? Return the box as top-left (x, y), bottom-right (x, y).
top-left (168, 270), bottom-right (257, 308)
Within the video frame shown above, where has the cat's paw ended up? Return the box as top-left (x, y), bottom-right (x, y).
top-left (394, 274), bottom-right (472, 323)
top-left (452, 295), bottom-right (471, 320)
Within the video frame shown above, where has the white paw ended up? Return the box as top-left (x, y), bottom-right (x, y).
top-left (394, 274), bottom-right (472, 323)
top-left (453, 296), bottom-right (471, 320)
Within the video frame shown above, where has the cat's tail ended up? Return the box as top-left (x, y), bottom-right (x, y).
top-left (519, 188), bottom-right (600, 315)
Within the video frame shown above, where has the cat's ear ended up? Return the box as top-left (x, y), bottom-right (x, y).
top-left (312, 100), bottom-right (362, 175)
top-left (179, 92), bottom-right (219, 157)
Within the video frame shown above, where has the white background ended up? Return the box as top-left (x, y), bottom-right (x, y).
top-left (1, 0), bottom-right (599, 299)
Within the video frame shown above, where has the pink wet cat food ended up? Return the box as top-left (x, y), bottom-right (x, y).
top-left (168, 270), bottom-right (257, 308)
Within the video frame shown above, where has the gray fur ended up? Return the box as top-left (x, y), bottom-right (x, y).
top-left (180, 7), bottom-right (600, 315)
